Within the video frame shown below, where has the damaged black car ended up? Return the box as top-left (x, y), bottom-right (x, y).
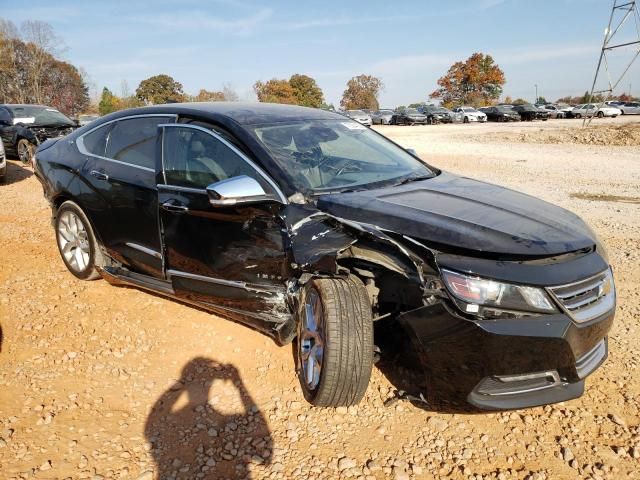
top-left (34, 103), bottom-right (615, 410)
top-left (0, 104), bottom-right (77, 165)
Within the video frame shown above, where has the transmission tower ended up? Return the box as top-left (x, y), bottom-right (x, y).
top-left (584, 0), bottom-right (640, 126)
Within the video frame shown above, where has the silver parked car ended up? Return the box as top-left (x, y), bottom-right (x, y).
top-left (571, 104), bottom-right (621, 119)
top-left (371, 109), bottom-right (394, 125)
top-left (345, 110), bottom-right (373, 126)
top-left (620, 102), bottom-right (640, 115)
top-left (539, 104), bottom-right (566, 119)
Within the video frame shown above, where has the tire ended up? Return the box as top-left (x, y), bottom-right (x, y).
top-left (597, 111), bottom-right (604, 118)
top-left (55, 201), bottom-right (103, 280)
top-left (17, 138), bottom-right (35, 166)
top-left (296, 276), bottom-right (374, 407)
top-left (575, 113), bottom-right (581, 119)
top-left (463, 116), bottom-right (469, 123)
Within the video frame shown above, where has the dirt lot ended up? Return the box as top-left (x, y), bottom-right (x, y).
top-left (1, 118), bottom-right (639, 480)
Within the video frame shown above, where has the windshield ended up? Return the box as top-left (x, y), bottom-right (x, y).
top-left (250, 119), bottom-right (435, 194)
top-left (462, 107), bottom-right (477, 112)
top-left (347, 110), bottom-right (366, 116)
top-left (405, 108), bottom-right (420, 114)
top-left (8, 106), bottom-right (74, 126)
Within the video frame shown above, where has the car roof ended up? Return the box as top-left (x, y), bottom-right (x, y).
top-left (101, 102), bottom-right (342, 126)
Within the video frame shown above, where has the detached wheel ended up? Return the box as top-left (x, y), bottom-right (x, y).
top-left (17, 139), bottom-right (35, 166)
top-left (297, 276), bottom-right (374, 407)
top-left (55, 201), bottom-right (103, 280)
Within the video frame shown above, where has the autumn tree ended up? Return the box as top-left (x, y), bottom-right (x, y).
top-left (341, 74), bottom-right (383, 110)
top-left (254, 78), bottom-right (297, 104)
top-left (512, 98), bottom-right (528, 105)
top-left (98, 87), bottom-right (121, 115)
top-left (289, 74), bottom-right (324, 107)
top-left (195, 89), bottom-right (226, 102)
top-left (430, 53), bottom-right (505, 108)
top-left (136, 74), bottom-right (185, 105)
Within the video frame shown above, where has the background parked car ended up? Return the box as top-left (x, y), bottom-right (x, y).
top-left (479, 106), bottom-right (520, 122)
top-left (0, 137), bottom-right (6, 183)
top-left (571, 103), bottom-right (621, 118)
top-left (391, 108), bottom-right (428, 125)
top-left (419, 106), bottom-right (454, 124)
top-left (0, 104), bottom-right (77, 164)
top-left (452, 106), bottom-right (487, 123)
top-left (345, 110), bottom-right (372, 126)
top-left (539, 104), bottom-right (566, 119)
top-left (510, 104), bottom-right (544, 121)
top-left (78, 114), bottom-right (100, 126)
top-left (371, 109), bottom-right (394, 125)
top-left (619, 102), bottom-right (640, 115)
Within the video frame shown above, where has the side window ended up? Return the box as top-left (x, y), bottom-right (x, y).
top-left (0, 108), bottom-right (11, 124)
top-left (105, 117), bottom-right (171, 169)
top-left (82, 123), bottom-right (113, 157)
top-left (162, 127), bottom-right (270, 190)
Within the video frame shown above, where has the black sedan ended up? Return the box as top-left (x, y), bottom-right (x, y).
top-left (479, 106), bottom-right (521, 122)
top-left (391, 108), bottom-right (428, 125)
top-left (34, 103), bottom-right (615, 410)
top-left (420, 106), bottom-right (454, 124)
top-left (0, 104), bottom-right (77, 164)
top-left (511, 104), bottom-right (549, 121)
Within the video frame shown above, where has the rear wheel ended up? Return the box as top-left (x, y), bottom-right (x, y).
top-left (17, 139), bottom-right (34, 166)
top-left (574, 113), bottom-right (582, 119)
top-left (296, 276), bottom-right (374, 407)
top-left (463, 116), bottom-right (469, 123)
top-left (55, 201), bottom-right (103, 280)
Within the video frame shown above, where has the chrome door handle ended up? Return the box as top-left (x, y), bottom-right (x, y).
top-left (161, 201), bottom-right (189, 213)
top-left (90, 170), bottom-right (109, 181)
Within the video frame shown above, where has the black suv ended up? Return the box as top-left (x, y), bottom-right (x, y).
top-left (0, 104), bottom-right (77, 164)
top-left (34, 103), bottom-right (615, 410)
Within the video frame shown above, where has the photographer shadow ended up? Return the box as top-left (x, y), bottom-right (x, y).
top-left (145, 357), bottom-right (272, 479)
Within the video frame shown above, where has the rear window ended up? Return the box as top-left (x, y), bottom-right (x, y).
top-left (82, 124), bottom-right (113, 157)
top-left (105, 116), bottom-right (172, 169)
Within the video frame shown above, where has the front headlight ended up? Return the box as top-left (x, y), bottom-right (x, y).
top-left (441, 269), bottom-right (557, 317)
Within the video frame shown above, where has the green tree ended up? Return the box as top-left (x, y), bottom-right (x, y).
top-left (98, 87), bottom-right (120, 115)
top-left (340, 74), bottom-right (383, 110)
top-left (136, 74), bottom-right (184, 105)
top-left (289, 74), bottom-right (324, 107)
top-left (430, 53), bottom-right (505, 108)
top-left (536, 96), bottom-right (547, 104)
top-left (253, 78), bottom-right (297, 104)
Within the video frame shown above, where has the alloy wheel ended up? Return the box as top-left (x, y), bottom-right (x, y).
top-left (300, 289), bottom-right (325, 390)
top-left (57, 210), bottom-right (91, 272)
top-left (17, 140), bottom-right (33, 165)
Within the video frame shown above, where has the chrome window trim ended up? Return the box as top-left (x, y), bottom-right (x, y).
top-left (76, 114), bottom-right (177, 172)
top-left (125, 242), bottom-right (162, 259)
top-left (157, 184), bottom-right (206, 195)
top-left (157, 123), bottom-right (287, 204)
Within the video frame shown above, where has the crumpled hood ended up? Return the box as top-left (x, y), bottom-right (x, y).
top-left (316, 172), bottom-right (595, 257)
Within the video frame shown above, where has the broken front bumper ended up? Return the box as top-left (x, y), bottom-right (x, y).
top-left (397, 302), bottom-right (613, 410)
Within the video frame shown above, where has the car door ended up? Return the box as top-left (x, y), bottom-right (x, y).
top-left (0, 107), bottom-right (16, 151)
top-left (78, 115), bottom-right (175, 277)
top-left (156, 123), bottom-right (289, 324)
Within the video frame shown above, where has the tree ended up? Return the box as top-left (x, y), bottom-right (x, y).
top-left (289, 74), bottom-right (324, 107)
top-left (503, 95), bottom-right (513, 104)
top-left (340, 74), bottom-right (383, 110)
top-left (430, 53), bottom-right (505, 108)
top-left (136, 74), bottom-right (185, 105)
top-left (253, 79), bottom-right (297, 104)
top-left (408, 102), bottom-right (429, 109)
top-left (222, 83), bottom-right (239, 101)
top-left (98, 87), bottom-right (121, 115)
top-left (512, 98), bottom-right (528, 105)
top-left (194, 89), bottom-right (226, 102)
top-left (536, 96), bottom-right (547, 104)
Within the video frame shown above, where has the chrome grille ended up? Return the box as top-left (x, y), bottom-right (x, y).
top-left (548, 269), bottom-right (615, 324)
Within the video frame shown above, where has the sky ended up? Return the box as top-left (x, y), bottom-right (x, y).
top-left (1, 0), bottom-right (639, 107)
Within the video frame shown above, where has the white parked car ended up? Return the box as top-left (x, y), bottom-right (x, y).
top-left (571, 104), bottom-right (621, 119)
top-left (344, 110), bottom-right (373, 126)
top-left (452, 106), bottom-right (487, 123)
top-left (619, 102), bottom-right (640, 115)
top-left (371, 109), bottom-right (394, 125)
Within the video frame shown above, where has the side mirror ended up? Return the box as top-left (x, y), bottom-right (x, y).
top-left (406, 148), bottom-right (417, 156)
top-left (206, 175), bottom-right (280, 207)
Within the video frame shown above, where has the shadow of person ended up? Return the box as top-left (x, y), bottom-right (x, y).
top-left (145, 357), bottom-right (272, 479)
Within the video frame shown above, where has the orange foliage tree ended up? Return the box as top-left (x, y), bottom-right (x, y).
top-left (430, 53), bottom-right (505, 108)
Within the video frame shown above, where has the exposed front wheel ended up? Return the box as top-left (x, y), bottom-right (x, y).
top-left (296, 276), bottom-right (374, 407)
top-left (17, 139), bottom-right (35, 166)
top-left (597, 111), bottom-right (604, 118)
top-left (463, 116), bottom-right (469, 123)
top-left (55, 201), bottom-right (103, 280)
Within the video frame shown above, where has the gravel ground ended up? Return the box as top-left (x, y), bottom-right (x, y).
top-left (1, 118), bottom-right (639, 480)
